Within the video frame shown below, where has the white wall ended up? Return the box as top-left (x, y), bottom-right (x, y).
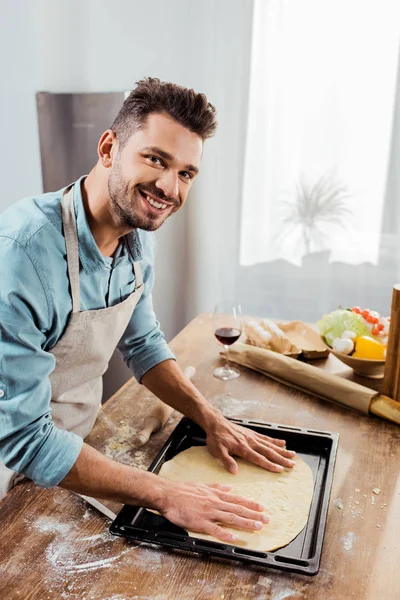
top-left (0, 1), bottom-right (43, 204)
top-left (0, 0), bottom-right (254, 398)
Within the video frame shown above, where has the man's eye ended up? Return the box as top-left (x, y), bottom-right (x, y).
top-left (180, 171), bottom-right (192, 180)
top-left (148, 156), bottom-right (163, 165)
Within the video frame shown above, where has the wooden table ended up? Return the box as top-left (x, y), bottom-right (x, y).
top-left (0, 314), bottom-right (399, 600)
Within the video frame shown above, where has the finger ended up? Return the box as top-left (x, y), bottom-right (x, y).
top-left (241, 448), bottom-right (285, 472)
top-left (217, 492), bottom-right (265, 512)
top-left (208, 483), bottom-right (232, 492)
top-left (254, 437), bottom-right (296, 458)
top-left (217, 502), bottom-right (270, 524)
top-left (260, 435), bottom-right (287, 447)
top-left (267, 443), bottom-right (296, 458)
top-left (275, 447), bottom-right (296, 458)
top-left (237, 431), bottom-right (295, 460)
top-left (253, 442), bottom-right (296, 468)
top-left (254, 432), bottom-right (291, 450)
top-left (214, 511), bottom-right (268, 531)
top-left (253, 442), bottom-right (296, 466)
top-left (201, 523), bottom-right (240, 544)
top-left (218, 446), bottom-right (238, 474)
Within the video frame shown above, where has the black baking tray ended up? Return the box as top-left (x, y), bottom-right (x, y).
top-left (110, 417), bottom-right (339, 576)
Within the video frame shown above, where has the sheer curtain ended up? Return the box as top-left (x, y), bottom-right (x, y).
top-left (238, 0), bottom-right (400, 321)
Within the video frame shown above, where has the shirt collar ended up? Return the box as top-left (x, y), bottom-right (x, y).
top-left (72, 176), bottom-right (143, 273)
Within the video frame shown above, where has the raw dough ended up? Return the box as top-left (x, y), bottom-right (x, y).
top-left (158, 445), bottom-right (314, 551)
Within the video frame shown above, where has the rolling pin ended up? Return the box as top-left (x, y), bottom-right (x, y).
top-left (223, 344), bottom-right (400, 426)
top-left (382, 284), bottom-right (400, 401)
top-left (133, 366), bottom-right (196, 447)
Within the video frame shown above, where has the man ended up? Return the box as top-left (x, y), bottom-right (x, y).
top-left (0, 78), bottom-right (295, 543)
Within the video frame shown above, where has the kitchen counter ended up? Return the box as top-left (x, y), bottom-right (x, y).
top-left (0, 314), bottom-right (399, 599)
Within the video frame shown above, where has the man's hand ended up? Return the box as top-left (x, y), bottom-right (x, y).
top-left (205, 415), bottom-right (296, 474)
top-left (60, 444), bottom-right (271, 543)
top-left (157, 480), bottom-right (270, 543)
top-left (141, 360), bottom-right (296, 475)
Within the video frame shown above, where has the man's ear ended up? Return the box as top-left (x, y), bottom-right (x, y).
top-left (98, 129), bottom-right (117, 168)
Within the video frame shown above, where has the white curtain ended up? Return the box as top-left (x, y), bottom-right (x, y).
top-left (241, 0), bottom-right (400, 267)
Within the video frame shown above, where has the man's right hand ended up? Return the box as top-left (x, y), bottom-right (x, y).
top-left (156, 480), bottom-right (270, 543)
top-left (60, 444), bottom-right (269, 543)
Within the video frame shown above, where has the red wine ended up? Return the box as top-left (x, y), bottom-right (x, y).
top-left (214, 327), bottom-right (241, 346)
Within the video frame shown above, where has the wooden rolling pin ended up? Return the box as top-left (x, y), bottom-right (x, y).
top-left (383, 284), bottom-right (400, 401)
top-left (223, 344), bottom-right (400, 426)
top-left (133, 366), bottom-right (196, 447)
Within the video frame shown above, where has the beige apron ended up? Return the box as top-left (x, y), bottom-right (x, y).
top-left (0, 184), bottom-right (144, 499)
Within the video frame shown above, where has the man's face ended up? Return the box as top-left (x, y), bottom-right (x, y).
top-left (108, 113), bottom-right (202, 231)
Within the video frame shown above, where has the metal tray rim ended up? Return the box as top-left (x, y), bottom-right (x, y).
top-left (110, 417), bottom-right (339, 576)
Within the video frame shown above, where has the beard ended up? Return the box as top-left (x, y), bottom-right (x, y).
top-left (108, 157), bottom-right (175, 231)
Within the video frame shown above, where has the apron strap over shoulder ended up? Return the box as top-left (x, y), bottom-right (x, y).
top-left (61, 185), bottom-right (81, 313)
top-left (133, 260), bottom-right (143, 288)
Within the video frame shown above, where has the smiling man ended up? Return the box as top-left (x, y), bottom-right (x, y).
top-left (0, 78), bottom-right (295, 542)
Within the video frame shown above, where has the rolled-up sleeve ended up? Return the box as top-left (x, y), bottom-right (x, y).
top-left (117, 233), bottom-right (176, 382)
top-left (0, 237), bottom-right (83, 487)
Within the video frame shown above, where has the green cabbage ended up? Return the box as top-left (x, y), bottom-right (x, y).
top-left (317, 309), bottom-right (373, 347)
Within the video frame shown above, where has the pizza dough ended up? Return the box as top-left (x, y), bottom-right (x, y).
top-left (158, 445), bottom-right (314, 551)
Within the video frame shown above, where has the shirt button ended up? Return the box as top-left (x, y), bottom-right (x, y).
top-left (0, 390), bottom-right (4, 398)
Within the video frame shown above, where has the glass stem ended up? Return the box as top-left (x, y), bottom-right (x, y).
top-left (224, 345), bottom-right (230, 370)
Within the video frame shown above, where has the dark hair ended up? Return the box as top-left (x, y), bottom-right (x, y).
top-left (111, 77), bottom-right (217, 147)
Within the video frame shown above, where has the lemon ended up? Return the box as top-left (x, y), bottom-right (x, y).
top-left (352, 336), bottom-right (386, 360)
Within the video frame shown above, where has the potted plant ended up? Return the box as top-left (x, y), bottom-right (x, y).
top-left (278, 171), bottom-right (352, 262)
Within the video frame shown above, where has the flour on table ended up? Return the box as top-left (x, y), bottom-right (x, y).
top-left (32, 516), bottom-right (74, 536)
top-left (210, 394), bottom-right (266, 418)
top-left (103, 424), bottom-right (150, 469)
top-left (103, 424), bottom-right (138, 458)
top-left (340, 531), bottom-right (355, 552)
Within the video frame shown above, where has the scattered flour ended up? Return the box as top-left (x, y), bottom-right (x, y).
top-left (103, 424), bottom-right (139, 458)
top-left (45, 530), bottom-right (122, 573)
top-left (257, 575), bottom-right (272, 590)
top-left (274, 589), bottom-right (304, 600)
top-left (20, 512), bottom-right (155, 599)
top-left (33, 516), bottom-right (74, 536)
top-left (210, 394), bottom-right (266, 418)
top-left (61, 548), bottom-right (132, 573)
top-left (340, 531), bottom-right (355, 552)
top-left (103, 423), bottom-right (152, 469)
top-left (334, 498), bottom-right (344, 510)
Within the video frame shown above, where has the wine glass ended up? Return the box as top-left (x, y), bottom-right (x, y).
top-left (213, 304), bottom-right (242, 380)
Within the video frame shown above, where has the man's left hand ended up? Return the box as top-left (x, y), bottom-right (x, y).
top-left (205, 415), bottom-right (296, 474)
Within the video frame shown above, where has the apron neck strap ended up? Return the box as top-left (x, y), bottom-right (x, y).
top-left (61, 185), bottom-right (81, 313)
top-left (133, 260), bottom-right (143, 288)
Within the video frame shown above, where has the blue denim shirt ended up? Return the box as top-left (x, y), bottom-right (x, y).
top-left (0, 177), bottom-right (175, 487)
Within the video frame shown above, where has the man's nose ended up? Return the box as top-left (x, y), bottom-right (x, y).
top-left (155, 170), bottom-right (179, 200)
